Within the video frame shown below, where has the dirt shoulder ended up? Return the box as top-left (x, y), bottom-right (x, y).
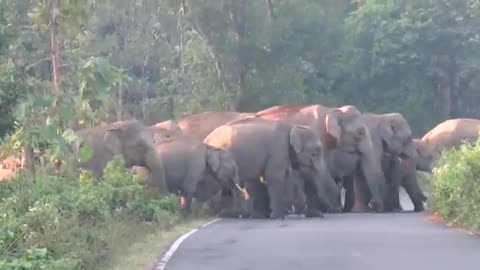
top-left (107, 218), bottom-right (215, 270)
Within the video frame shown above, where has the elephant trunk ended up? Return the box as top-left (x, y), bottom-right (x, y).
top-left (401, 141), bottom-right (418, 161)
top-left (312, 160), bottom-right (342, 212)
top-left (144, 149), bottom-right (170, 196)
top-left (360, 157), bottom-right (386, 212)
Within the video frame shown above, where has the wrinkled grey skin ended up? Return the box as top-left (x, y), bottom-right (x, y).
top-left (177, 111), bottom-right (254, 141)
top-left (153, 136), bottom-right (244, 216)
top-left (413, 139), bottom-right (435, 173)
top-left (351, 113), bottom-right (418, 212)
top-left (78, 120), bottom-right (169, 195)
top-left (146, 120), bottom-right (183, 143)
top-left (209, 169), bottom-right (308, 218)
top-left (204, 118), bottom-right (341, 219)
top-left (382, 154), bottom-right (427, 212)
top-left (255, 105), bottom-right (387, 212)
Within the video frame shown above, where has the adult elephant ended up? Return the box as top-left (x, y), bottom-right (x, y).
top-left (152, 136), bottom-right (247, 216)
top-left (351, 112), bottom-right (417, 211)
top-left (255, 104), bottom-right (387, 212)
top-left (421, 118), bottom-right (480, 163)
top-left (146, 120), bottom-right (183, 143)
top-left (177, 111), bottom-right (254, 140)
top-left (75, 120), bottom-right (169, 195)
top-left (204, 117), bottom-right (341, 219)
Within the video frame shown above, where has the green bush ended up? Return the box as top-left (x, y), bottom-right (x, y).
top-left (430, 139), bottom-right (480, 231)
top-left (0, 157), bottom-right (180, 270)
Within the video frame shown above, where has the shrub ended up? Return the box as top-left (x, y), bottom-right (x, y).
top-left (430, 138), bottom-right (480, 231)
top-left (0, 157), bottom-right (181, 269)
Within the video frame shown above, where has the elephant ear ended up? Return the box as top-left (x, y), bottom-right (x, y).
top-left (290, 126), bottom-right (304, 154)
top-left (325, 109), bottom-right (343, 143)
top-left (104, 128), bottom-right (123, 155)
top-left (378, 116), bottom-right (395, 144)
top-left (206, 146), bottom-right (237, 183)
top-left (206, 146), bottom-right (222, 174)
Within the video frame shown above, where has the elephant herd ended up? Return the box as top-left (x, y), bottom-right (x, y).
top-left (71, 103), bottom-right (480, 219)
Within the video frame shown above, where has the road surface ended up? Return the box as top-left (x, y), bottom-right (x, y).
top-left (156, 190), bottom-right (480, 270)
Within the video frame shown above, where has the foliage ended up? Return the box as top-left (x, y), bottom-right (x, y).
top-left (430, 138), bottom-right (480, 231)
top-left (0, 157), bottom-right (180, 269)
top-left (1, 0), bottom-right (480, 136)
top-left (0, 0), bottom-right (480, 265)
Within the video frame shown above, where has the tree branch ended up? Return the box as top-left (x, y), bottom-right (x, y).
top-left (183, 0), bottom-right (230, 94)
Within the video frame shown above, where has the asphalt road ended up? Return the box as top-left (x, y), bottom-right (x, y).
top-left (157, 191), bottom-right (480, 270)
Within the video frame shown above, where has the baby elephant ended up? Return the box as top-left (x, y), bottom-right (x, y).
top-left (153, 136), bottom-right (247, 216)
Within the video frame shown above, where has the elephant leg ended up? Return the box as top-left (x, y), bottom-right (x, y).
top-left (342, 176), bottom-right (355, 212)
top-left (351, 175), bottom-right (372, 212)
top-left (383, 184), bottom-right (403, 212)
top-left (179, 195), bottom-right (193, 217)
top-left (263, 167), bottom-right (289, 219)
top-left (304, 191), bottom-right (325, 218)
top-left (292, 183), bottom-right (306, 215)
top-left (214, 188), bottom-right (242, 218)
top-left (402, 173), bottom-right (426, 212)
top-left (384, 158), bottom-right (404, 212)
top-left (243, 180), bottom-right (271, 219)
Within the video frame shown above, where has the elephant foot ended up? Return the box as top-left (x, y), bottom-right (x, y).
top-left (368, 200), bottom-right (384, 212)
top-left (391, 207), bottom-right (403, 213)
top-left (270, 209), bottom-right (287, 219)
top-left (218, 210), bottom-right (240, 218)
top-left (270, 214), bottom-right (286, 220)
top-left (305, 209), bottom-right (324, 218)
top-left (413, 204), bottom-right (425, 212)
top-left (249, 210), bottom-right (270, 219)
top-left (351, 204), bottom-right (374, 213)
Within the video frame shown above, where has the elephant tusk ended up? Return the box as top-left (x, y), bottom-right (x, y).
top-left (259, 175), bottom-right (267, 183)
top-left (179, 196), bottom-right (187, 207)
top-left (235, 183), bottom-right (243, 191)
top-left (235, 184), bottom-right (250, 200)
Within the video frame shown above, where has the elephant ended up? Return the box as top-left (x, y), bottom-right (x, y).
top-left (152, 136), bottom-right (247, 216)
top-left (146, 120), bottom-right (183, 143)
top-left (381, 154), bottom-right (427, 212)
top-left (381, 139), bottom-right (433, 212)
top-left (75, 120), bottom-right (169, 195)
top-left (177, 111), bottom-right (255, 141)
top-left (203, 117), bottom-right (341, 219)
top-left (421, 118), bottom-right (480, 164)
top-left (413, 139), bottom-right (435, 173)
top-left (211, 168), bottom-right (308, 218)
top-left (350, 112), bottom-right (417, 212)
top-left (255, 104), bottom-right (387, 212)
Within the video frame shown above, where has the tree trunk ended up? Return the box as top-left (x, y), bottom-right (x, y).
top-left (266, 0), bottom-right (275, 21)
top-left (179, 0), bottom-right (185, 74)
top-left (140, 56), bottom-right (149, 120)
top-left (22, 139), bottom-right (35, 181)
top-left (229, 0), bottom-right (248, 111)
top-left (117, 80), bottom-right (123, 121)
top-left (168, 96), bottom-right (175, 120)
top-left (184, 0), bottom-right (230, 98)
top-left (48, 0), bottom-right (62, 94)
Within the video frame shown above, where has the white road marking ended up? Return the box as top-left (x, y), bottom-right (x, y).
top-left (154, 218), bottom-right (221, 270)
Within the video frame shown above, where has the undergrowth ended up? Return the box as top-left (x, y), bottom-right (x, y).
top-left (0, 157), bottom-right (183, 270)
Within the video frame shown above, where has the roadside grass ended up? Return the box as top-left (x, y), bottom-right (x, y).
top-left (107, 218), bottom-right (213, 270)
top-left (418, 172), bottom-right (432, 195)
top-left (0, 157), bottom-right (216, 270)
top-left (429, 140), bottom-right (480, 232)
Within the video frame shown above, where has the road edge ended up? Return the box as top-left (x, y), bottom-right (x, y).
top-left (152, 218), bottom-right (221, 270)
